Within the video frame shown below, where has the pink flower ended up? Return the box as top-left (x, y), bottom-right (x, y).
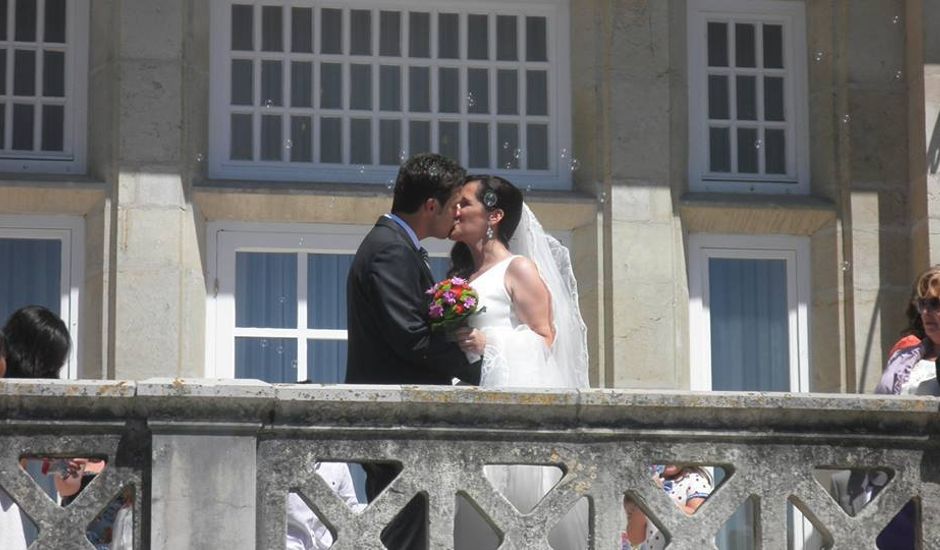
top-left (450, 277), bottom-right (467, 286)
top-left (443, 291), bottom-right (457, 304)
top-left (463, 297), bottom-right (476, 308)
top-left (429, 304), bottom-right (444, 318)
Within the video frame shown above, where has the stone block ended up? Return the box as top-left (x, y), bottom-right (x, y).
top-left (610, 183), bottom-right (674, 223)
top-left (846, 0), bottom-right (906, 86)
top-left (119, 60), bottom-right (182, 164)
top-left (112, 267), bottom-right (182, 379)
top-left (118, 170), bottom-right (186, 208)
top-left (120, 0), bottom-right (183, 60)
top-left (608, 281), bottom-right (678, 388)
top-left (116, 207), bottom-right (183, 270)
top-left (847, 91), bottom-right (909, 182)
top-left (609, 221), bottom-right (675, 284)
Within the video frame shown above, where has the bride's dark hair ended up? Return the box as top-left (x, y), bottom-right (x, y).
top-left (448, 175), bottom-right (523, 278)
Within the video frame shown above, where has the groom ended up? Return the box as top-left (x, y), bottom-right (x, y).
top-left (345, 153), bottom-right (482, 549)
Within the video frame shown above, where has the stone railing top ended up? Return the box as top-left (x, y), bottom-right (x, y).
top-left (1, 378), bottom-right (938, 438)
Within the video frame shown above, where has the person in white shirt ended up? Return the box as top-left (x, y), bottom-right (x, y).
top-left (286, 462), bottom-right (364, 550)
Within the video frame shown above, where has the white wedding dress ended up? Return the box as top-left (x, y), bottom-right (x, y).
top-left (453, 224), bottom-right (590, 549)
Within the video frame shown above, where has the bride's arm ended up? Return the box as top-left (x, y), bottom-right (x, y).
top-left (506, 257), bottom-right (555, 347)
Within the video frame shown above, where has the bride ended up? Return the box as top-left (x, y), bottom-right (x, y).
top-left (448, 175), bottom-right (590, 549)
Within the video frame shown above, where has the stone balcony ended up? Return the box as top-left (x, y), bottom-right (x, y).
top-left (0, 379), bottom-right (938, 549)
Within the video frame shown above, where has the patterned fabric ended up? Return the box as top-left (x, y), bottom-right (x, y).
top-left (639, 469), bottom-right (713, 550)
top-left (876, 335), bottom-right (925, 394)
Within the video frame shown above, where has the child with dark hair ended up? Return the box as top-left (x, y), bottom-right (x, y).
top-left (2, 305), bottom-right (71, 379)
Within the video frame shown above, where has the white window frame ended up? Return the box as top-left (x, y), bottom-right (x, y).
top-left (205, 221), bottom-right (455, 379)
top-left (687, 0), bottom-right (809, 194)
top-left (208, 0), bottom-right (572, 190)
top-left (0, 215), bottom-right (83, 379)
top-left (0, 0), bottom-right (89, 174)
top-left (687, 233), bottom-right (810, 393)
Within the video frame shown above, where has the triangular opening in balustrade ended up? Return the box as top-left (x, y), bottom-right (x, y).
top-left (341, 460), bottom-right (401, 509)
top-left (287, 490), bottom-right (338, 549)
top-left (877, 498), bottom-right (919, 549)
top-left (814, 467), bottom-right (894, 517)
top-left (621, 490), bottom-right (670, 550)
top-left (715, 495), bottom-right (757, 548)
top-left (316, 461), bottom-right (370, 512)
top-left (482, 464), bottom-right (564, 514)
top-left (87, 486), bottom-right (134, 549)
top-left (787, 495), bottom-right (834, 549)
top-left (648, 464), bottom-right (725, 515)
top-left (548, 496), bottom-right (590, 549)
top-left (380, 493), bottom-right (428, 549)
top-left (454, 492), bottom-right (502, 549)
top-left (45, 457), bottom-right (110, 507)
top-left (1, 484), bottom-right (40, 546)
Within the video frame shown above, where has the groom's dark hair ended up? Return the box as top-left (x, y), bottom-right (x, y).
top-left (391, 153), bottom-right (466, 214)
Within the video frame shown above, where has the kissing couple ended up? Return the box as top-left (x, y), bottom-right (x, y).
top-left (345, 153), bottom-right (590, 549)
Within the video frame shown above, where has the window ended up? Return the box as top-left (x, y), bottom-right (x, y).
top-left (0, 215), bottom-right (83, 378)
top-left (209, 1), bottom-right (572, 189)
top-left (0, 0), bottom-right (88, 174)
top-left (206, 222), bottom-right (452, 381)
top-left (687, 234), bottom-right (810, 392)
top-left (687, 0), bottom-right (808, 193)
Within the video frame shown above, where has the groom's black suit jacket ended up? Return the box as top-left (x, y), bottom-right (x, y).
top-left (345, 216), bottom-right (480, 385)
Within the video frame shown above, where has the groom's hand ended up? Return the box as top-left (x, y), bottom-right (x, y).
top-left (455, 327), bottom-right (485, 356)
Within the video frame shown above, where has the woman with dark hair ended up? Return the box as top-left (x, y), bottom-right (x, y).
top-left (448, 175), bottom-right (590, 548)
top-left (876, 265), bottom-right (940, 395)
top-left (2, 305), bottom-right (71, 379)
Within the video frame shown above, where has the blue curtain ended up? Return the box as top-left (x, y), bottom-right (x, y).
top-left (235, 252), bottom-right (297, 329)
top-left (0, 238), bottom-right (61, 323)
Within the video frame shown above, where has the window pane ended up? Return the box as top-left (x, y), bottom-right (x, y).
top-left (260, 115), bottom-right (282, 161)
top-left (737, 127), bottom-right (758, 173)
top-left (320, 63), bottom-right (342, 109)
top-left (231, 4), bottom-right (253, 50)
top-left (439, 121), bottom-right (459, 162)
top-left (408, 67), bottom-right (430, 112)
top-left (308, 254), bottom-right (354, 329)
top-left (409, 12), bottom-right (430, 58)
top-left (15, 0), bottom-right (36, 42)
top-left (763, 24), bottom-right (783, 69)
top-left (261, 61), bottom-right (282, 106)
top-left (468, 14), bottom-right (488, 60)
top-left (235, 337), bottom-right (297, 383)
top-left (764, 76), bottom-right (784, 121)
top-left (526, 124), bottom-right (548, 169)
top-left (261, 6), bottom-right (283, 51)
top-left (765, 128), bottom-right (785, 174)
top-left (14, 50), bottom-right (35, 96)
top-left (12, 104), bottom-right (33, 150)
top-left (735, 23), bottom-right (756, 68)
top-left (380, 11), bottom-right (401, 56)
top-left (708, 258), bottom-right (789, 391)
top-left (410, 120), bottom-right (430, 155)
top-left (467, 68), bottom-right (488, 114)
top-left (42, 51), bottom-right (64, 97)
top-left (497, 15), bottom-right (518, 61)
top-left (497, 123), bottom-right (519, 170)
top-left (0, 0), bottom-right (6, 41)
top-left (526, 70), bottom-right (547, 116)
top-left (707, 75), bottom-right (729, 120)
top-left (438, 67), bottom-right (459, 113)
top-left (350, 10), bottom-right (371, 55)
top-left (230, 113), bottom-right (253, 160)
top-left (380, 65), bottom-right (401, 111)
top-left (350, 118), bottom-right (371, 164)
top-left (307, 340), bottom-right (347, 384)
top-left (497, 70), bottom-right (518, 115)
top-left (0, 238), bottom-right (61, 321)
top-left (350, 64), bottom-right (372, 110)
top-left (41, 104), bottom-right (63, 151)
top-left (0, 104), bottom-right (5, 148)
top-left (438, 13), bottom-right (459, 59)
top-left (468, 122), bottom-right (489, 168)
top-left (231, 60), bottom-right (253, 105)
top-left (290, 116), bottom-right (312, 162)
top-left (320, 117), bottom-right (341, 163)
top-left (291, 62), bottom-right (312, 108)
top-left (379, 119), bottom-right (401, 165)
top-left (44, 0), bottom-right (65, 43)
top-left (736, 75), bottom-right (756, 121)
top-left (320, 8), bottom-right (342, 54)
top-left (709, 127), bottom-right (730, 172)
top-left (526, 17), bottom-right (547, 62)
top-left (291, 7), bottom-right (313, 53)
top-left (707, 22), bottom-right (728, 67)
top-left (0, 54), bottom-right (5, 94)
top-left (235, 252), bottom-right (297, 328)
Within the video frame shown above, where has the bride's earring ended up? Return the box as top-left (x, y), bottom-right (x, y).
top-left (486, 224), bottom-right (495, 241)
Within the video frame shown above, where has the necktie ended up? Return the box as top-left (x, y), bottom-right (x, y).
top-left (418, 247), bottom-right (430, 269)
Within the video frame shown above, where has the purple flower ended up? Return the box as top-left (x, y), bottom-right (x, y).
top-left (450, 277), bottom-right (467, 286)
top-left (429, 304), bottom-right (444, 318)
top-left (443, 291), bottom-right (457, 304)
top-left (463, 297), bottom-right (477, 308)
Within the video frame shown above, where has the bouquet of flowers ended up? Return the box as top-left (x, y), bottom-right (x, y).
top-left (426, 276), bottom-right (485, 332)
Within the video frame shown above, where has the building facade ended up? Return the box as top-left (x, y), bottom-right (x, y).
top-left (0, 0), bottom-right (937, 396)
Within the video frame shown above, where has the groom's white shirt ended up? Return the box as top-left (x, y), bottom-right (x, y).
top-left (384, 213), bottom-right (421, 249)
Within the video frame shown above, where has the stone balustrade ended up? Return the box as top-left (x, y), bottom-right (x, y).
top-left (0, 379), bottom-right (938, 549)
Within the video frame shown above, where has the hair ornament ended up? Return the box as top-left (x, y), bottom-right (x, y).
top-left (483, 190), bottom-right (498, 208)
